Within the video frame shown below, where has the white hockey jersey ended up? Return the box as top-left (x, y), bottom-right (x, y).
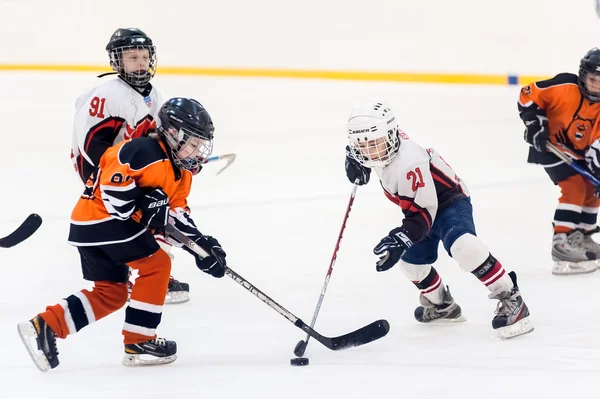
top-left (374, 131), bottom-right (470, 243)
top-left (71, 77), bottom-right (164, 182)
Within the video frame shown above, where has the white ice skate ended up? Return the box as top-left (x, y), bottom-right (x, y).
top-left (552, 231), bottom-right (597, 275)
top-left (490, 272), bottom-right (534, 339)
top-left (414, 286), bottom-right (466, 323)
top-left (581, 231), bottom-right (600, 269)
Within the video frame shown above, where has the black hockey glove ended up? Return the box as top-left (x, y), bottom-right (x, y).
top-left (137, 188), bottom-right (169, 232)
top-left (345, 145), bottom-right (371, 185)
top-left (167, 210), bottom-right (227, 278)
top-left (188, 235), bottom-right (226, 278)
top-left (521, 109), bottom-right (549, 152)
top-left (373, 227), bottom-right (413, 272)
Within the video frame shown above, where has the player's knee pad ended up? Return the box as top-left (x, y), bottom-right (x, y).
top-left (398, 260), bottom-right (433, 282)
top-left (450, 233), bottom-right (489, 273)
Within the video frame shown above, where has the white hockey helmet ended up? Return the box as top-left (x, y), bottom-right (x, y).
top-left (347, 102), bottom-right (400, 168)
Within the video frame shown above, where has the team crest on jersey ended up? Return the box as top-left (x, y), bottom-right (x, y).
top-left (569, 117), bottom-right (594, 141)
top-left (521, 86), bottom-right (532, 96)
top-left (144, 96), bottom-right (152, 107)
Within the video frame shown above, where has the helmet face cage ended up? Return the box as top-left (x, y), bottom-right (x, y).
top-left (109, 44), bottom-right (157, 86)
top-left (348, 127), bottom-right (400, 168)
top-left (161, 125), bottom-right (214, 171)
top-left (579, 64), bottom-right (600, 103)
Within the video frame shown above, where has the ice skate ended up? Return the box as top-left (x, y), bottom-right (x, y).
top-left (414, 286), bottom-right (466, 323)
top-left (581, 228), bottom-right (600, 268)
top-left (165, 276), bottom-right (190, 304)
top-left (123, 337), bottom-right (177, 367)
top-left (129, 276), bottom-right (190, 304)
top-left (490, 271), bottom-right (533, 339)
top-left (552, 231), bottom-right (597, 275)
top-left (17, 315), bottom-right (59, 372)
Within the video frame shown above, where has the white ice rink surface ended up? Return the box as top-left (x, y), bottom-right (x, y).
top-left (1, 73), bottom-right (598, 398)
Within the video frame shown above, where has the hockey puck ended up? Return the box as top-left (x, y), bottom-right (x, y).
top-left (290, 357), bottom-right (309, 366)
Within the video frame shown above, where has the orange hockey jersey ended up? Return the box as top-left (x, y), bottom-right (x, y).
top-left (519, 73), bottom-right (600, 162)
top-left (68, 137), bottom-right (192, 246)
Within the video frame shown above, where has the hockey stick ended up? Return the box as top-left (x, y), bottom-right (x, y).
top-left (165, 223), bottom-right (390, 351)
top-left (545, 143), bottom-right (600, 187)
top-left (0, 214), bottom-right (42, 248)
top-left (293, 182), bottom-right (359, 357)
top-left (205, 153), bottom-right (237, 175)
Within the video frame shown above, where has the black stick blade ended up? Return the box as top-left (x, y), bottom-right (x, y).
top-left (293, 340), bottom-right (308, 357)
top-left (329, 319), bottom-right (390, 351)
top-left (0, 214), bottom-right (42, 248)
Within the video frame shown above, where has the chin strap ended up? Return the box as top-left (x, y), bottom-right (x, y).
top-left (97, 72), bottom-right (118, 79)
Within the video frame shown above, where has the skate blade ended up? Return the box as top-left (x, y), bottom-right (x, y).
top-left (418, 315), bottom-right (467, 324)
top-left (164, 291), bottom-right (190, 305)
top-left (17, 322), bottom-right (52, 372)
top-left (495, 316), bottom-right (534, 340)
top-left (552, 261), bottom-right (597, 275)
top-left (122, 353), bottom-right (177, 367)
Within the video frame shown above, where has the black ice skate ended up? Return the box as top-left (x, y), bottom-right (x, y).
top-left (490, 271), bottom-right (534, 339)
top-left (123, 337), bottom-right (177, 367)
top-left (17, 315), bottom-right (60, 372)
top-left (414, 286), bottom-right (466, 323)
top-left (166, 276), bottom-right (190, 304)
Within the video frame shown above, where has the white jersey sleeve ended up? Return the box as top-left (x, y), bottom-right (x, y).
top-left (376, 132), bottom-right (469, 243)
top-left (71, 78), bottom-right (164, 183)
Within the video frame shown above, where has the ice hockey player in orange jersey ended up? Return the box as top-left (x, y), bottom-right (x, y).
top-left (518, 48), bottom-right (600, 275)
top-left (72, 27), bottom-right (190, 303)
top-left (18, 98), bottom-right (227, 371)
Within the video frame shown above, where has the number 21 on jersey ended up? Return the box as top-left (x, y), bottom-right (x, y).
top-left (407, 167), bottom-right (425, 191)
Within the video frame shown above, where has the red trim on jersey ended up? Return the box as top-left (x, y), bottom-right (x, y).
top-left (78, 118), bottom-right (124, 182)
top-left (401, 200), bottom-right (432, 230)
top-left (430, 165), bottom-right (456, 188)
top-left (431, 173), bottom-right (453, 188)
top-left (125, 117), bottom-right (156, 140)
top-left (84, 119), bottom-right (125, 154)
top-left (384, 190), bottom-right (400, 205)
top-left (384, 190), bottom-right (432, 230)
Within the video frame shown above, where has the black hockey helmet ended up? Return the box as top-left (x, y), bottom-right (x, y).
top-left (106, 28), bottom-right (157, 87)
top-left (158, 98), bottom-right (215, 171)
top-left (579, 48), bottom-right (600, 102)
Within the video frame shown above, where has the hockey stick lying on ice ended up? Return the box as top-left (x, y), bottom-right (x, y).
top-left (204, 153), bottom-right (237, 175)
top-left (0, 214), bottom-right (42, 248)
top-left (165, 223), bottom-right (390, 351)
top-left (293, 181), bottom-right (359, 357)
top-left (546, 143), bottom-right (600, 187)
